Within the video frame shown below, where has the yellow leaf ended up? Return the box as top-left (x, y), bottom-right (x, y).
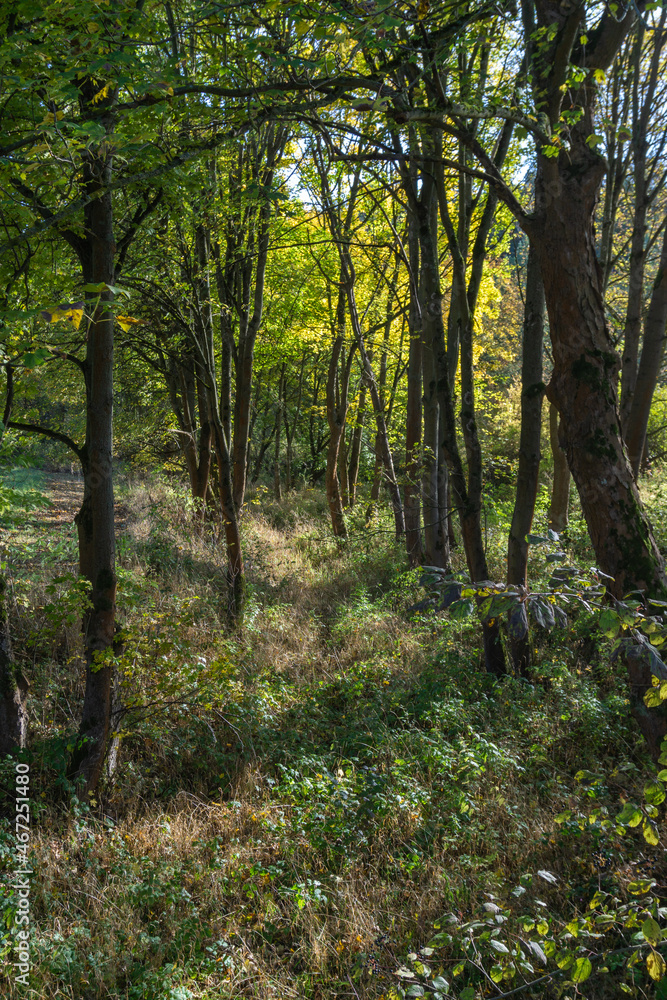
top-left (116, 315), bottom-right (142, 332)
top-left (41, 302), bottom-right (85, 329)
top-left (647, 951), bottom-right (666, 981)
top-left (92, 83), bottom-right (112, 104)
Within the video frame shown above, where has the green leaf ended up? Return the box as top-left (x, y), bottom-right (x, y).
top-left (406, 987), bottom-right (425, 997)
top-left (644, 780), bottom-right (666, 806)
top-left (598, 608), bottom-right (620, 638)
top-left (489, 940), bottom-right (509, 954)
top-left (480, 591), bottom-right (519, 622)
top-left (642, 917), bottom-right (662, 945)
top-left (616, 802), bottom-right (642, 827)
top-left (627, 878), bottom-right (656, 895)
top-left (459, 989), bottom-right (475, 1000)
top-left (571, 957), bottom-right (592, 983)
top-left (449, 598), bottom-right (475, 621)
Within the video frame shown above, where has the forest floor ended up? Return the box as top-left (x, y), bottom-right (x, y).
top-left (1, 468), bottom-right (667, 999)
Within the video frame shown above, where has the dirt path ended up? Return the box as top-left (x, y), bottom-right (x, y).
top-left (42, 472), bottom-right (131, 532)
top-left (43, 473), bottom-right (84, 528)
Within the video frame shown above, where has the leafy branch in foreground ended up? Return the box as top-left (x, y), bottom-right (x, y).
top-left (389, 853), bottom-right (667, 998)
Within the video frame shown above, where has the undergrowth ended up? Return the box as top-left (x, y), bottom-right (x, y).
top-left (1, 471), bottom-right (666, 999)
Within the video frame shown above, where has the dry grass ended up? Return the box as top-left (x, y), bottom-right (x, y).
top-left (1, 471), bottom-right (664, 999)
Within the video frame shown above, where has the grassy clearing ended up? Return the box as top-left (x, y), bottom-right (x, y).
top-left (1, 472), bottom-right (666, 999)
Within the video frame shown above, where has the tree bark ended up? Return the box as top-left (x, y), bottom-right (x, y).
top-left (325, 287), bottom-right (351, 540)
top-left (533, 141), bottom-right (666, 599)
top-left (548, 402), bottom-right (570, 533)
top-left (231, 127), bottom-right (286, 512)
top-left (405, 213), bottom-right (424, 567)
top-left (347, 380), bottom-right (367, 508)
top-left (416, 169), bottom-right (503, 674)
top-left (625, 220), bottom-right (667, 476)
top-left (273, 368), bottom-right (283, 501)
top-left (0, 574), bottom-right (28, 757)
top-left (69, 181), bottom-right (118, 793)
top-left (507, 244), bottom-right (545, 675)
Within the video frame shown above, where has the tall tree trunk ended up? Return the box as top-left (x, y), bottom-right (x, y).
top-left (0, 574), bottom-right (28, 756)
top-left (405, 215), bottom-right (424, 567)
top-left (625, 221), bottom-right (667, 476)
top-left (421, 335), bottom-right (441, 565)
top-left (69, 184), bottom-right (118, 793)
top-left (325, 288), bottom-right (350, 540)
top-left (417, 174), bottom-right (504, 675)
top-left (193, 225), bottom-right (246, 618)
top-left (231, 127), bottom-right (286, 512)
top-left (347, 295), bottom-right (405, 540)
top-left (0, 376), bottom-right (29, 755)
top-left (533, 143), bottom-right (666, 600)
top-left (507, 245), bottom-right (545, 675)
top-left (548, 403), bottom-right (570, 533)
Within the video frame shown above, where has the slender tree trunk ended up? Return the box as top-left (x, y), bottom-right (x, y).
top-left (0, 574), bottom-right (28, 756)
top-left (70, 184), bottom-right (118, 792)
top-left (417, 178), bottom-right (504, 675)
top-left (366, 434), bottom-right (383, 521)
top-left (347, 381), bottom-right (367, 508)
top-left (405, 217), bottom-right (424, 566)
top-left (548, 403), bottom-right (570, 532)
top-left (421, 338), bottom-right (441, 564)
top-left (273, 369), bottom-right (283, 501)
top-left (231, 128), bottom-right (286, 512)
top-left (339, 426), bottom-right (350, 508)
top-left (325, 289), bottom-right (350, 540)
top-left (193, 225), bottom-right (246, 618)
top-left (625, 221), bottom-right (667, 476)
top-left (507, 245), bottom-right (545, 675)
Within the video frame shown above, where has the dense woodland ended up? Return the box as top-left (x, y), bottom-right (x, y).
top-left (2, 0), bottom-right (667, 997)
